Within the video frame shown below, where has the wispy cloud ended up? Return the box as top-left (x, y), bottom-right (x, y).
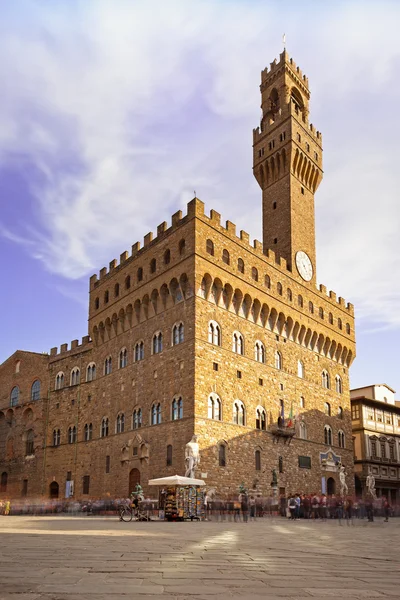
top-left (0, 0), bottom-right (399, 329)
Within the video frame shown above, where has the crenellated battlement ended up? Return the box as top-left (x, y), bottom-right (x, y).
top-left (261, 50), bottom-right (309, 89)
top-left (253, 102), bottom-right (322, 146)
top-left (49, 335), bottom-right (92, 359)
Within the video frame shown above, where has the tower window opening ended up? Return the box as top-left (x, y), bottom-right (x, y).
top-left (274, 238), bottom-right (278, 244)
top-left (301, 187), bottom-right (305, 195)
top-left (273, 202), bottom-right (277, 209)
top-left (268, 140), bottom-right (275, 151)
top-left (297, 133), bottom-right (301, 142)
top-left (306, 143), bottom-right (310, 152)
top-left (279, 132), bottom-right (286, 142)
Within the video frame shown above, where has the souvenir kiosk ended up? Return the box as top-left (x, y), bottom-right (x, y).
top-left (148, 475), bottom-right (206, 521)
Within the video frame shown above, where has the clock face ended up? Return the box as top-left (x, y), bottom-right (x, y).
top-left (295, 251), bottom-right (313, 281)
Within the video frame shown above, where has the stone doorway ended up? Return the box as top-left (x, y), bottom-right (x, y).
top-left (327, 477), bottom-right (336, 495)
top-left (129, 468), bottom-right (140, 495)
top-left (49, 481), bottom-right (59, 499)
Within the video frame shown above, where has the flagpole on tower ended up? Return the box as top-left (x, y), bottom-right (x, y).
top-left (282, 33), bottom-right (286, 50)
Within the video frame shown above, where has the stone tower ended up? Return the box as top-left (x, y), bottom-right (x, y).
top-left (253, 49), bottom-right (323, 284)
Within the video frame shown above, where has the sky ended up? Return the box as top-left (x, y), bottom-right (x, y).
top-left (0, 0), bottom-right (399, 393)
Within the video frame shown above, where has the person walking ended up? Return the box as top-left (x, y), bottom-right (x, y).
top-left (294, 494), bottom-right (301, 520)
top-left (383, 496), bottom-right (390, 522)
top-left (288, 496), bottom-right (296, 520)
top-left (241, 493), bottom-right (249, 523)
top-left (249, 495), bottom-right (256, 521)
top-left (320, 494), bottom-right (327, 521)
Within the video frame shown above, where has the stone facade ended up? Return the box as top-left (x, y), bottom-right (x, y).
top-left (0, 50), bottom-right (356, 501)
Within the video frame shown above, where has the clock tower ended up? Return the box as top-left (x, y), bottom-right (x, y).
top-left (253, 49), bottom-right (323, 284)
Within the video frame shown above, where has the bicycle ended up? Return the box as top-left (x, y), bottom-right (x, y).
top-left (118, 504), bottom-right (133, 522)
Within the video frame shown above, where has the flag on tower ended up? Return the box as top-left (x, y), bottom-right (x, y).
top-left (287, 402), bottom-right (294, 428)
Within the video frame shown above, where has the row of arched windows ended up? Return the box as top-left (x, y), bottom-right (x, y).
top-left (53, 324), bottom-right (185, 390)
top-left (9, 381), bottom-right (41, 407)
top-left (94, 240), bottom-right (187, 310)
top-left (204, 244), bottom-right (351, 335)
top-left (324, 425), bottom-right (346, 448)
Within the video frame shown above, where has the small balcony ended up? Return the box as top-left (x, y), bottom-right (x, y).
top-left (271, 424), bottom-right (296, 445)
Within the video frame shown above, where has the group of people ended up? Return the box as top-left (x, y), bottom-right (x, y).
top-left (285, 493), bottom-right (391, 522)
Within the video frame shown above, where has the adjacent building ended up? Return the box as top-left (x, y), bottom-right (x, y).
top-left (0, 49), bottom-right (356, 501)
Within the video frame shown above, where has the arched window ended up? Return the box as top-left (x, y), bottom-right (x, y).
top-left (151, 403), bottom-right (162, 425)
top-left (114, 283), bottom-right (120, 297)
top-left (337, 406), bottom-right (343, 419)
top-left (179, 239), bottom-right (186, 255)
top-left (166, 444), bottom-right (173, 466)
top-left (86, 363), bottom-right (96, 382)
top-left (329, 312), bottom-right (333, 324)
top-left (346, 323), bottom-right (351, 335)
top-left (255, 341), bottom-right (265, 363)
top-left (298, 295), bottom-right (303, 308)
top-left (137, 267), bottom-right (143, 282)
top-left (172, 397), bottom-right (183, 420)
top-left (222, 249), bottom-right (230, 265)
top-left (0, 472), bottom-right (8, 493)
top-left (134, 341), bottom-right (144, 361)
top-left (338, 318), bottom-right (342, 330)
top-left (53, 429), bottom-right (61, 447)
top-left (164, 249), bottom-right (171, 265)
top-left (319, 307), bottom-right (324, 319)
top-left (265, 274), bottom-right (271, 289)
top-left (252, 267), bottom-right (258, 281)
top-left (95, 297), bottom-right (100, 309)
top-left (277, 282), bottom-right (283, 295)
top-left (10, 386), bottom-right (19, 407)
top-left (152, 332), bottom-right (163, 354)
top-left (297, 360), bottom-right (304, 378)
top-left (338, 430), bottom-right (345, 448)
top-left (299, 421), bottom-right (307, 440)
top-left (279, 455), bottom-right (284, 473)
top-left (233, 400), bottom-right (245, 426)
top-left (300, 396), bottom-right (305, 409)
top-left (324, 425), bottom-right (332, 446)
top-left (150, 258), bottom-right (156, 273)
top-left (309, 301), bottom-right (314, 314)
top-left (322, 370), bottom-right (330, 389)
top-left (206, 239), bottom-right (214, 256)
top-left (24, 429), bottom-right (34, 456)
top-left (104, 357), bottom-right (112, 375)
top-left (55, 373), bottom-right (65, 391)
top-left (101, 418), bottom-right (109, 438)
top-left (208, 321), bottom-right (221, 346)
top-left (125, 275), bottom-right (131, 289)
top-left (104, 290), bottom-right (109, 304)
top-left (232, 332), bottom-right (244, 355)
top-left (68, 426), bottom-right (77, 444)
top-left (237, 258), bottom-right (244, 274)
top-left (70, 367), bottom-right (80, 386)
top-left (324, 402), bottom-right (331, 416)
top-left (84, 423), bottom-right (92, 441)
top-left (256, 407), bottom-right (266, 430)
top-left (116, 413), bottom-right (125, 434)
top-left (287, 288), bottom-right (292, 302)
top-left (219, 444), bottom-right (226, 467)
top-left (255, 450), bottom-right (261, 471)
top-left (172, 322), bottom-right (184, 345)
top-left (335, 375), bottom-right (343, 394)
top-left (208, 394), bottom-right (221, 420)
top-left (31, 380), bottom-right (41, 401)
top-left (275, 351), bottom-right (282, 370)
top-left (133, 408), bottom-right (142, 429)
top-left (119, 348), bottom-right (128, 369)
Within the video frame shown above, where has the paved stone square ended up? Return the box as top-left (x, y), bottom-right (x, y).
top-left (0, 515), bottom-right (399, 599)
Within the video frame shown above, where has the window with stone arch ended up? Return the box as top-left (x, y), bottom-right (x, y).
top-left (256, 407), bottom-right (266, 430)
top-left (206, 239), bottom-right (214, 256)
top-left (346, 323), bottom-right (351, 335)
top-left (218, 443), bottom-right (226, 467)
top-left (233, 400), bottom-right (246, 426)
top-left (152, 332), bottom-right (163, 354)
top-left (237, 258), bottom-right (245, 274)
top-left (338, 318), bottom-right (343, 330)
top-left (324, 402), bottom-right (331, 416)
top-left (70, 367), bottom-right (80, 386)
top-left (151, 403), bottom-right (162, 425)
top-left (164, 249), bottom-right (171, 265)
top-left (31, 380), bottom-right (41, 401)
top-left (324, 425), bottom-right (332, 446)
top-left (116, 413), bottom-right (125, 434)
top-left (9, 386), bottom-right (19, 407)
top-left (53, 429), bottom-right (61, 446)
top-left (309, 301), bottom-right (314, 314)
top-left (55, 372), bottom-right (65, 391)
top-left (125, 275), bottom-right (131, 289)
top-left (119, 348), bottom-right (128, 369)
top-left (277, 282), bottom-right (283, 296)
top-left (104, 356), bottom-right (112, 375)
top-left (335, 375), bottom-right (343, 394)
top-left (172, 322), bottom-right (184, 346)
top-left (101, 418), bottom-right (109, 438)
top-left (338, 406), bottom-right (343, 420)
top-left (104, 290), bottom-right (109, 304)
top-left (232, 331), bottom-right (244, 355)
top-left (150, 258), bottom-right (156, 274)
top-left (252, 267), bottom-right (258, 282)
top-left (179, 239), bottom-right (186, 255)
top-left (275, 351), bottom-right (282, 370)
top-left (114, 282), bottom-right (120, 297)
top-left (265, 274), bottom-right (271, 289)
top-left (208, 393), bottom-right (221, 420)
top-left (298, 294), bottom-right (303, 308)
top-left (254, 341), bottom-right (265, 363)
top-left (68, 426), bottom-right (77, 444)
top-left (172, 397), bottom-right (183, 421)
top-left (137, 267), bottom-right (143, 282)
top-left (299, 421), bottom-right (307, 440)
top-left (338, 430), bottom-right (345, 448)
top-left (86, 363), bottom-right (96, 382)
top-left (255, 449), bottom-right (261, 471)
top-left (322, 370), bottom-right (330, 389)
top-left (95, 297), bottom-right (100, 310)
top-left (319, 307), bottom-right (324, 320)
top-left (133, 408), bottom-right (142, 429)
top-left (297, 360), bottom-right (304, 378)
top-left (329, 312), bottom-right (333, 325)
top-left (25, 429), bottom-right (34, 455)
top-left (287, 288), bottom-right (293, 302)
top-left (208, 321), bottom-right (221, 346)
top-left (84, 423), bottom-right (92, 441)
top-left (222, 249), bottom-right (230, 265)
top-left (134, 341), bottom-right (144, 362)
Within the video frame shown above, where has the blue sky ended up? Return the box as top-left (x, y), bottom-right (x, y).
top-left (0, 0), bottom-right (399, 392)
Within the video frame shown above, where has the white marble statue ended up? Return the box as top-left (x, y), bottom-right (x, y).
top-left (339, 464), bottom-right (348, 497)
top-left (366, 473), bottom-right (377, 499)
top-left (185, 435), bottom-right (200, 478)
